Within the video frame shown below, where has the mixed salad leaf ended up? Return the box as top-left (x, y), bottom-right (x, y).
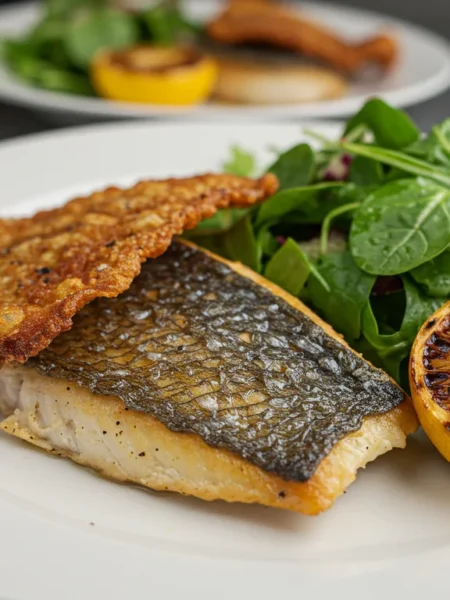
top-left (188, 99), bottom-right (450, 389)
top-left (1, 0), bottom-right (199, 95)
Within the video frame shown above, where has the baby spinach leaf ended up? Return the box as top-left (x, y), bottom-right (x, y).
top-left (345, 98), bottom-right (419, 149)
top-left (349, 155), bottom-right (383, 186)
top-left (64, 9), bottom-right (140, 69)
top-left (223, 145), bottom-right (257, 177)
top-left (264, 238), bottom-right (310, 296)
top-left (411, 252), bottom-right (450, 296)
top-left (308, 250), bottom-right (375, 340)
top-left (350, 177), bottom-right (450, 275)
top-left (255, 182), bottom-right (343, 227)
top-left (266, 143), bottom-right (314, 190)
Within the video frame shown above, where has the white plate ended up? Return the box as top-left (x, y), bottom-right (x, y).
top-left (0, 0), bottom-right (450, 121)
top-left (1, 121), bottom-right (450, 600)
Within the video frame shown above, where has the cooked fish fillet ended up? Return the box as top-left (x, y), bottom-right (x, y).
top-left (0, 172), bottom-right (277, 365)
top-left (0, 242), bottom-right (417, 514)
top-left (208, 0), bottom-right (397, 74)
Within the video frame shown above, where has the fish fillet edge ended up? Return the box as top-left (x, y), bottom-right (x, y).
top-left (0, 365), bottom-right (417, 515)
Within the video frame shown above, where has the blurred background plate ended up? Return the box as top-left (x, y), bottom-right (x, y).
top-left (0, 0), bottom-right (449, 122)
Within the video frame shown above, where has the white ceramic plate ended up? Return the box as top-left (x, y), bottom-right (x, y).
top-left (0, 0), bottom-right (450, 121)
top-left (1, 121), bottom-right (450, 600)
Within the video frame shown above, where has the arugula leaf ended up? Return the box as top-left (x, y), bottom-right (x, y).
top-left (223, 146), bottom-right (256, 177)
top-left (411, 252), bottom-right (450, 296)
top-left (266, 143), bottom-right (314, 190)
top-left (64, 9), bottom-right (139, 69)
top-left (264, 238), bottom-right (310, 296)
top-left (345, 98), bottom-right (420, 149)
top-left (350, 177), bottom-right (450, 275)
top-left (255, 183), bottom-right (343, 228)
top-left (308, 250), bottom-right (375, 339)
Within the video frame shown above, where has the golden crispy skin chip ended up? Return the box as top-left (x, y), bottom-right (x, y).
top-left (208, 0), bottom-right (397, 74)
top-left (0, 172), bottom-right (278, 364)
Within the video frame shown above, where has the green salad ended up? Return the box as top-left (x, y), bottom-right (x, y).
top-left (187, 99), bottom-right (450, 389)
top-left (1, 0), bottom-right (198, 95)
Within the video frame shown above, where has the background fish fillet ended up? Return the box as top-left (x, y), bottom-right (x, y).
top-left (0, 242), bottom-right (418, 514)
top-left (208, 0), bottom-right (397, 73)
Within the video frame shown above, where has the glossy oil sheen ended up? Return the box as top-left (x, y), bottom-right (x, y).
top-left (30, 242), bottom-right (404, 482)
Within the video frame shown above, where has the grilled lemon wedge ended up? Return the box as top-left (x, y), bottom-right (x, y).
top-left (91, 45), bottom-right (218, 105)
top-left (410, 301), bottom-right (450, 460)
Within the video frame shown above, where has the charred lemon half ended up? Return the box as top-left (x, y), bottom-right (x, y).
top-left (410, 301), bottom-right (450, 460)
top-left (91, 45), bottom-right (218, 106)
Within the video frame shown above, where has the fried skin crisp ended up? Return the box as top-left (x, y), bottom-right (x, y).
top-left (208, 0), bottom-right (397, 74)
top-left (0, 172), bottom-right (277, 364)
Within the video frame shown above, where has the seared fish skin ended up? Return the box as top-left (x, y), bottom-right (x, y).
top-left (0, 365), bottom-right (416, 514)
top-left (1, 242), bottom-right (416, 488)
top-left (0, 173), bottom-right (277, 365)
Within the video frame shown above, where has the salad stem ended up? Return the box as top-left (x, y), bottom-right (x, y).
top-left (320, 202), bottom-right (360, 255)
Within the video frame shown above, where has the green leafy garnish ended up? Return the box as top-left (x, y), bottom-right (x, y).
top-left (187, 98), bottom-right (450, 389)
top-left (344, 98), bottom-right (420, 149)
top-left (222, 146), bottom-right (257, 177)
top-left (308, 251), bottom-right (375, 340)
top-left (350, 178), bottom-right (450, 275)
top-left (266, 143), bottom-right (315, 190)
top-left (255, 183), bottom-right (343, 227)
top-left (264, 238), bottom-right (310, 296)
top-left (64, 9), bottom-right (139, 69)
top-left (411, 252), bottom-right (450, 297)
top-left (1, 0), bottom-right (200, 95)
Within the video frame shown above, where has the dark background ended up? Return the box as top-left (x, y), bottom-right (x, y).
top-left (0, 0), bottom-right (449, 139)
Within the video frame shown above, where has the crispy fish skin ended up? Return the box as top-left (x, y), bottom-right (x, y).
top-left (0, 365), bottom-right (416, 514)
top-left (208, 0), bottom-right (397, 74)
top-left (26, 242), bottom-right (415, 481)
top-left (0, 173), bottom-right (277, 365)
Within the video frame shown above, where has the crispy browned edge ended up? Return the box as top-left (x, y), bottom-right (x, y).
top-left (0, 242), bottom-right (418, 515)
top-left (0, 173), bottom-right (277, 365)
